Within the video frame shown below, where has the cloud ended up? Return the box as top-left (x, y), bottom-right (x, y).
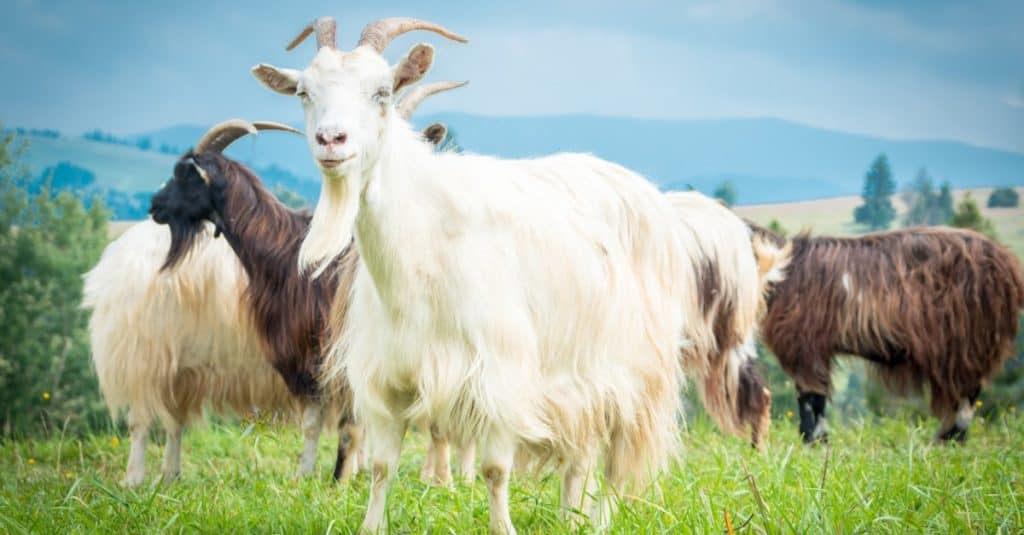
top-left (0, 0), bottom-right (1020, 152)
top-left (406, 23), bottom-right (1023, 151)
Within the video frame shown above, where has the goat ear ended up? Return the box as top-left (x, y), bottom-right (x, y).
top-left (423, 123), bottom-right (448, 146)
top-left (251, 63), bottom-right (300, 95)
top-left (191, 159), bottom-right (212, 185)
top-left (392, 44), bottom-right (434, 93)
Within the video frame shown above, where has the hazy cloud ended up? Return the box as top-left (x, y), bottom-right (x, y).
top-left (0, 0), bottom-right (1020, 152)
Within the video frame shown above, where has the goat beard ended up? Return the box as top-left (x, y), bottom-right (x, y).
top-left (161, 219), bottom-right (207, 271)
top-left (298, 174), bottom-right (360, 279)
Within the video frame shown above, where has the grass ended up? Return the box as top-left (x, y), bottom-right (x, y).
top-left (2, 414), bottom-right (1022, 534)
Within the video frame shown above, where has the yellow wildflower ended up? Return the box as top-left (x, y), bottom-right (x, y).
top-left (64, 472), bottom-right (73, 479)
top-left (786, 411), bottom-right (794, 418)
top-left (42, 392), bottom-right (50, 400)
top-left (975, 400), bottom-right (983, 408)
top-left (110, 437), bottom-right (120, 447)
top-left (27, 458), bottom-right (36, 465)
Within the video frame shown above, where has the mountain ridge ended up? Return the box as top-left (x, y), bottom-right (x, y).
top-left (14, 114), bottom-right (1023, 206)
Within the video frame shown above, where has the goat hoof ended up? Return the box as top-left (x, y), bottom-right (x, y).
top-left (121, 473), bottom-right (145, 489)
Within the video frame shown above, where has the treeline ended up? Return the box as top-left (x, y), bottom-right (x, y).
top-left (854, 154), bottom-right (1018, 236)
top-left (82, 130), bottom-right (183, 155)
top-left (2, 127), bottom-right (61, 139)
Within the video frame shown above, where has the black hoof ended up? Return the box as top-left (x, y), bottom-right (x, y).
top-left (936, 425), bottom-right (968, 444)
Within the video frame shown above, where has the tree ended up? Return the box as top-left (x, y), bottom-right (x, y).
top-left (949, 193), bottom-right (997, 239)
top-left (767, 219), bottom-right (788, 238)
top-left (713, 181), bottom-right (737, 207)
top-left (937, 181), bottom-right (954, 223)
top-left (0, 129), bottom-right (110, 436)
top-left (988, 187), bottom-right (1020, 208)
top-left (902, 168), bottom-right (954, 226)
top-left (854, 154), bottom-right (897, 230)
top-left (36, 162), bottom-right (96, 195)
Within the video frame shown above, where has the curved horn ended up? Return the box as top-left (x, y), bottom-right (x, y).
top-left (286, 17), bottom-right (337, 51)
top-left (358, 17), bottom-right (467, 54)
top-left (195, 120), bottom-right (303, 154)
top-left (397, 80), bottom-right (468, 120)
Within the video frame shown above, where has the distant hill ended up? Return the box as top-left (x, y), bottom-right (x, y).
top-left (15, 133), bottom-right (318, 218)
top-left (15, 115), bottom-right (1024, 206)
top-left (416, 114), bottom-right (1024, 203)
top-left (20, 135), bottom-right (176, 194)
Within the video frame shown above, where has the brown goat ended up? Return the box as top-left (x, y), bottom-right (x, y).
top-left (150, 123), bottom-right (362, 479)
top-left (753, 224), bottom-right (1024, 443)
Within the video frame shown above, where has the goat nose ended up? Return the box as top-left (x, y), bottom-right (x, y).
top-left (315, 131), bottom-right (348, 146)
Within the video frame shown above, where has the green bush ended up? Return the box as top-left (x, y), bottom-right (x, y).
top-left (0, 130), bottom-right (110, 437)
top-left (987, 187), bottom-right (1019, 208)
top-left (949, 192), bottom-right (997, 239)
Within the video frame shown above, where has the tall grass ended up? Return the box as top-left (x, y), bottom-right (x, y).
top-left (2, 413), bottom-right (1021, 533)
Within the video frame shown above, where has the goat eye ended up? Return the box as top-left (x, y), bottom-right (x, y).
top-left (373, 88), bottom-right (391, 104)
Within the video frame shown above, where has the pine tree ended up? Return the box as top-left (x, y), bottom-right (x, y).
top-left (902, 169), bottom-right (953, 226)
top-left (937, 181), bottom-right (954, 223)
top-left (854, 154), bottom-right (897, 230)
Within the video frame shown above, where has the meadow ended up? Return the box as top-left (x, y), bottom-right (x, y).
top-left (2, 413), bottom-right (1022, 534)
top-left (734, 187), bottom-right (1024, 258)
top-left (12, 186), bottom-right (1023, 534)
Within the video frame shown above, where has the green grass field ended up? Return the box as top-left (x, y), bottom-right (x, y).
top-left (2, 414), bottom-right (1022, 534)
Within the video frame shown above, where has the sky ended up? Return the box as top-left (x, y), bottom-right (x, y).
top-left (1, 0), bottom-right (1022, 152)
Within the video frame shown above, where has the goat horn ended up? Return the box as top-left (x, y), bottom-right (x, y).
top-left (195, 120), bottom-right (303, 154)
top-left (358, 17), bottom-right (467, 54)
top-left (397, 80), bottom-right (468, 120)
top-left (286, 16), bottom-right (337, 51)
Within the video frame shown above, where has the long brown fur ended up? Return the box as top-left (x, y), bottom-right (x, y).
top-left (161, 152), bottom-right (357, 404)
top-left (754, 223), bottom-right (1024, 427)
top-left (152, 152), bottom-right (358, 474)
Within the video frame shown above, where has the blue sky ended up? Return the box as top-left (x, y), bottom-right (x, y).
top-left (1, 0), bottom-right (1022, 152)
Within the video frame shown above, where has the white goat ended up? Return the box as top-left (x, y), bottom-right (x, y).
top-left (253, 17), bottom-right (698, 533)
top-left (667, 191), bottom-right (782, 449)
top-left (83, 86), bottom-right (466, 489)
top-left (83, 220), bottom-right (300, 488)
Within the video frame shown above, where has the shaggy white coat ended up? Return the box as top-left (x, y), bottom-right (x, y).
top-left (310, 117), bottom-right (695, 531)
top-left (83, 220), bottom-right (298, 487)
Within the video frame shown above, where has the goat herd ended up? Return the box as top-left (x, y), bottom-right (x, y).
top-left (80, 16), bottom-right (1024, 534)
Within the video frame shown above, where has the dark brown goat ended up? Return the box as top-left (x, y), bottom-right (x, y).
top-left (752, 224), bottom-right (1024, 443)
top-left (150, 122), bottom-right (361, 479)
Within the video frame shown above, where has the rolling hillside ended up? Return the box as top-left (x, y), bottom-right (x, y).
top-left (132, 115), bottom-right (1024, 204)
top-left (13, 115), bottom-right (1024, 207)
top-left (20, 135), bottom-right (175, 194)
